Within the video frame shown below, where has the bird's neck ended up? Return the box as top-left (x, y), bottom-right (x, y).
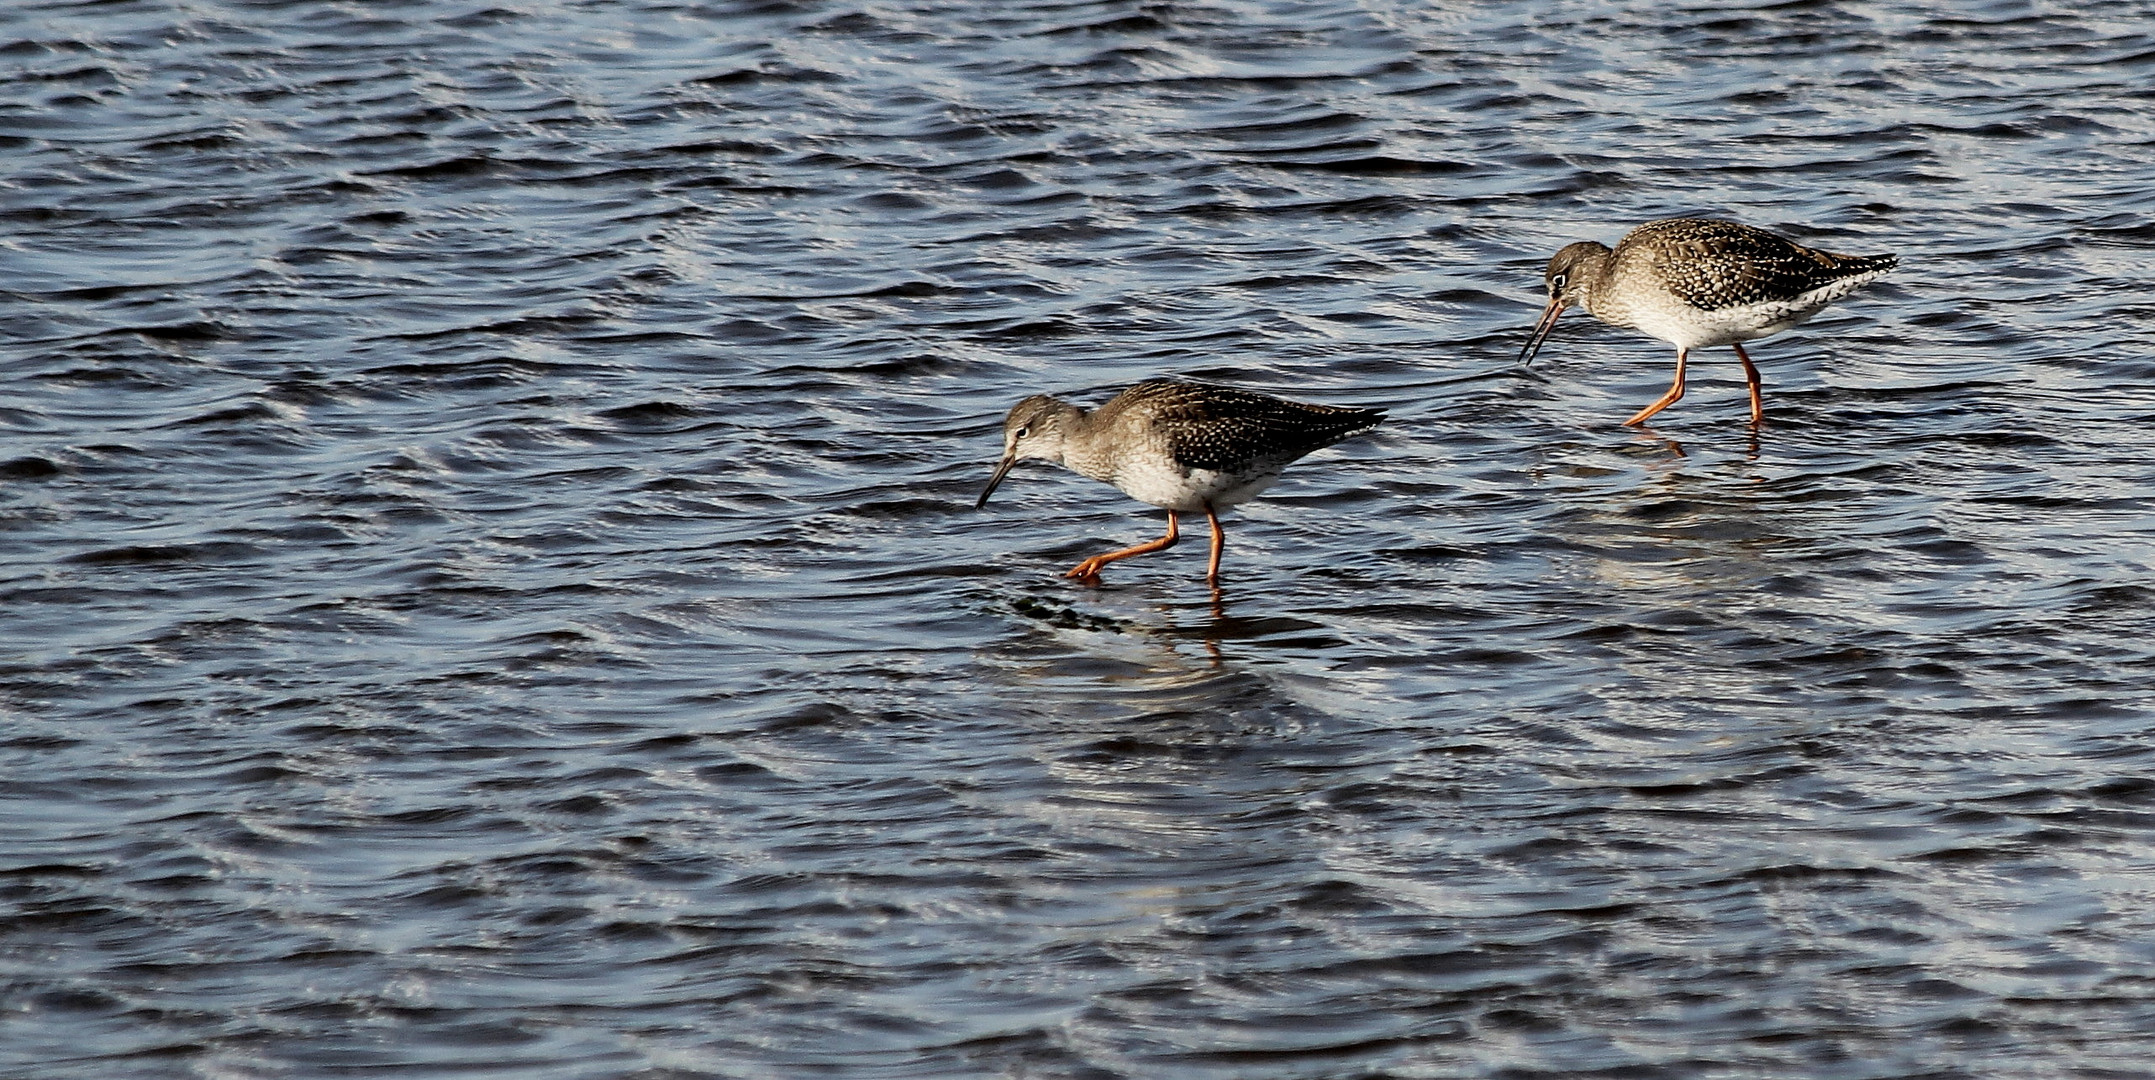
top-left (1060, 403), bottom-right (1132, 480)
top-left (1034, 402), bottom-right (1090, 466)
top-left (1573, 249), bottom-right (1615, 316)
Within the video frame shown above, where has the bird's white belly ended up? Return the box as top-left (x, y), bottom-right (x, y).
top-left (1628, 296), bottom-right (1825, 350)
top-left (1111, 458), bottom-right (1281, 512)
top-left (1618, 271), bottom-right (1888, 351)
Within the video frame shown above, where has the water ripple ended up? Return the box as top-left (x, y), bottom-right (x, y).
top-left (6, 0), bottom-right (2155, 1077)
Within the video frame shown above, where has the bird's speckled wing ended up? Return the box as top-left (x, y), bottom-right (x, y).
top-left (1625, 218), bottom-right (1896, 312)
top-left (1109, 381), bottom-right (1385, 473)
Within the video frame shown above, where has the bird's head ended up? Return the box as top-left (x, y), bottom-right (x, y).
top-left (1519, 241), bottom-right (1610, 365)
top-left (977, 395), bottom-right (1078, 509)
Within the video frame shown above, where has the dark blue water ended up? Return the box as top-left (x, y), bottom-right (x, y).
top-left (6, 1), bottom-right (2155, 1076)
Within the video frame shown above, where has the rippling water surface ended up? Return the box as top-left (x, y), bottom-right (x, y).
top-left (6, 1), bottom-right (2155, 1076)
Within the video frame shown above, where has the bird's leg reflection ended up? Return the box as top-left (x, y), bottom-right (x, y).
top-left (1628, 425), bottom-right (1687, 459)
top-left (1143, 587), bottom-right (1228, 666)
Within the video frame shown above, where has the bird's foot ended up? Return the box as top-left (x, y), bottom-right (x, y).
top-left (1063, 559), bottom-right (1108, 584)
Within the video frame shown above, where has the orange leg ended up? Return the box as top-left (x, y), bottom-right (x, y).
top-left (1623, 347), bottom-right (1688, 426)
top-left (1734, 342), bottom-right (1763, 426)
top-left (1065, 511), bottom-right (1179, 582)
top-left (1203, 504), bottom-right (1225, 586)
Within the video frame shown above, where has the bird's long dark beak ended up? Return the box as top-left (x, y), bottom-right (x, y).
top-left (976, 455), bottom-right (1016, 509)
top-left (1518, 297), bottom-right (1566, 365)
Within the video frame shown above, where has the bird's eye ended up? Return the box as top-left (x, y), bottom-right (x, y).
top-left (1014, 425), bottom-right (1030, 438)
top-left (1551, 272), bottom-right (1568, 291)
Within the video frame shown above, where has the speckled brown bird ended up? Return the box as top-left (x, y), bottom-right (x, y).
top-left (1519, 218), bottom-right (1898, 426)
top-left (976, 379), bottom-right (1385, 586)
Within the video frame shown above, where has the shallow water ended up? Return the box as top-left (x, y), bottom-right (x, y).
top-left (5, 1), bottom-right (2155, 1076)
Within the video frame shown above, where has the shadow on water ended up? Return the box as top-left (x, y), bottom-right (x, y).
top-left (1002, 576), bottom-right (1351, 671)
